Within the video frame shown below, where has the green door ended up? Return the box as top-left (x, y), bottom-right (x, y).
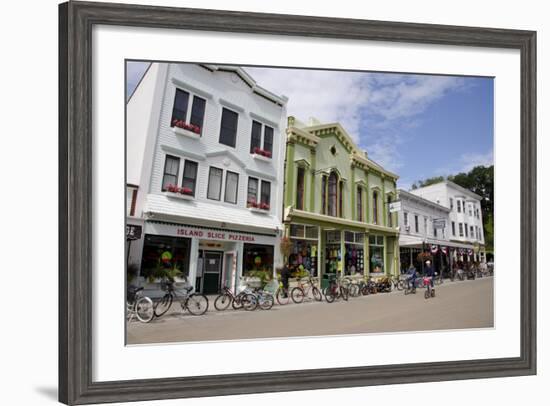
top-left (202, 251), bottom-right (223, 294)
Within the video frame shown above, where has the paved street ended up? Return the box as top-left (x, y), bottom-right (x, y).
top-left (127, 277), bottom-right (493, 345)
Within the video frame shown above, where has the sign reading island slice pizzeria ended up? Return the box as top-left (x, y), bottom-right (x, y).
top-left (145, 221), bottom-right (276, 245)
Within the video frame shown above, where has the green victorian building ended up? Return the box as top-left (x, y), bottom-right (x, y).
top-left (283, 117), bottom-right (400, 286)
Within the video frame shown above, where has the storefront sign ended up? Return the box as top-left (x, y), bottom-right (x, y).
top-left (126, 224), bottom-right (142, 240)
top-left (145, 222), bottom-right (276, 245)
top-left (388, 201), bottom-right (402, 213)
top-left (433, 219), bottom-right (446, 229)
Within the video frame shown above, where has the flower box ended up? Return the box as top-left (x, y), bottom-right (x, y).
top-left (164, 184), bottom-right (194, 200)
top-left (248, 201), bottom-right (270, 213)
top-left (252, 147), bottom-right (272, 161)
top-left (172, 119), bottom-right (201, 138)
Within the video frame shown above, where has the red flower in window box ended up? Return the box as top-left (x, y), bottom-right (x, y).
top-left (252, 147), bottom-right (272, 158)
top-left (180, 187), bottom-right (193, 195)
top-left (166, 184), bottom-right (178, 193)
top-left (173, 119), bottom-right (201, 135)
top-left (259, 202), bottom-right (270, 210)
top-left (247, 200), bottom-right (258, 208)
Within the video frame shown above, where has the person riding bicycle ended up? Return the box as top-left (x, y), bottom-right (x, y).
top-left (280, 256), bottom-right (295, 298)
top-left (405, 264), bottom-right (417, 290)
top-left (424, 260), bottom-right (436, 290)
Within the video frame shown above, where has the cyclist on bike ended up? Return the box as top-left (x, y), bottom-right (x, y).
top-left (405, 264), bottom-right (417, 289)
top-left (424, 260), bottom-right (436, 290)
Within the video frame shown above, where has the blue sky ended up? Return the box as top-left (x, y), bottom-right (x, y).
top-left (127, 62), bottom-right (493, 190)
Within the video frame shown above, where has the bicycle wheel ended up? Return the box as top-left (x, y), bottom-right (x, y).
top-left (154, 294), bottom-right (173, 317)
top-left (312, 286), bottom-right (323, 301)
top-left (135, 296), bottom-right (154, 323)
top-left (243, 293), bottom-right (258, 311)
top-left (259, 294), bottom-right (274, 310)
top-left (214, 293), bottom-right (232, 311)
top-left (325, 289), bottom-right (336, 303)
top-left (397, 280), bottom-right (405, 291)
top-left (348, 284), bottom-right (359, 297)
top-left (276, 288), bottom-right (290, 305)
top-left (290, 287), bottom-right (305, 304)
top-left (340, 286), bottom-right (349, 301)
top-left (424, 289), bottom-right (430, 299)
top-left (232, 293), bottom-right (245, 310)
top-left (185, 294), bottom-right (209, 315)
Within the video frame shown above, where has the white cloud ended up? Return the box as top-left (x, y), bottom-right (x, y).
top-left (459, 149), bottom-right (494, 172)
top-left (245, 67), bottom-right (468, 172)
top-left (246, 67), bottom-right (370, 142)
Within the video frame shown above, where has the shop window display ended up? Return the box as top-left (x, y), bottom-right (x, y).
top-left (140, 234), bottom-right (191, 281)
top-left (369, 235), bottom-right (385, 274)
top-left (289, 224), bottom-right (319, 276)
top-left (243, 243), bottom-right (274, 281)
top-left (344, 231), bottom-right (365, 275)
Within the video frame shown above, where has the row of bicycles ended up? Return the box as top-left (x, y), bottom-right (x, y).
top-left (126, 279), bottom-right (209, 324)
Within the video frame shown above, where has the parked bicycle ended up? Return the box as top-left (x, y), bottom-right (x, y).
top-left (403, 278), bottom-right (417, 295)
top-left (324, 275), bottom-right (349, 303)
top-left (357, 276), bottom-right (377, 295)
top-left (214, 285), bottom-right (257, 311)
top-left (126, 286), bottom-right (154, 323)
top-left (247, 289), bottom-right (275, 310)
top-left (290, 275), bottom-right (322, 303)
top-left (340, 276), bottom-right (361, 297)
top-left (390, 275), bottom-right (406, 291)
top-left (154, 279), bottom-right (209, 317)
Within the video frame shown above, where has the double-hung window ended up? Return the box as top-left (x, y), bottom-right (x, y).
top-left (181, 160), bottom-right (198, 196)
top-left (372, 191), bottom-right (378, 224)
top-left (207, 167), bottom-right (223, 200)
top-left (414, 215), bottom-right (419, 233)
top-left (452, 221), bottom-right (456, 236)
top-left (171, 89), bottom-right (206, 134)
top-left (224, 171), bottom-right (239, 204)
top-left (247, 177), bottom-right (259, 204)
top-left (189, 96), bottom-right (206, 134)
top-left (219, 108), bottom-right (239, 147)
top-left (171, 89), bottom-right (189, 125)
top-left (250, 121), bottom-right (262, 153)
top-left (357, 186), bottom-right (363, 222)
top-left (260, 181), bottom-right (271, 208)
top-left (161, 155), bottom-right (180, 191)
top-left (459, 223), bottom-right (464, 237)
top-left (296, 167), bottom-right (305, 210)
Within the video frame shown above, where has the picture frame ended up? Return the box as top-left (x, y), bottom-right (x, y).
top-left (59, 1), bottom-right (536, 404)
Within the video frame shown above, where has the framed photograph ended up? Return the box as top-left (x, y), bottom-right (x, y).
top-left (59, 1), bottom-right (536, 404)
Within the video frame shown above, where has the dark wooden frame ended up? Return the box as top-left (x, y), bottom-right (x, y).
top-left (59, 1), bottom-right (537, 404)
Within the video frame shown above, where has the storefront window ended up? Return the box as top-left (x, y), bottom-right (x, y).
top-left (140, 234), bottom-right (191, 281)
top-left (369, 234), bottom-right (384, 274)
top-left (289, 225), bottom-right (319, 276)
top-left (243, 244), bottom-right (274, 278)
top-left (344, 232), bottom-right (365, 275)
top-left (325, 230), bottom-right (341, 275)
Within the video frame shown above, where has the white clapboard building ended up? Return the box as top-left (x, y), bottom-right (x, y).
top-left (406, 181), bottom-right (486, 270)
top-left (126, 63), bottom-right (287, 295)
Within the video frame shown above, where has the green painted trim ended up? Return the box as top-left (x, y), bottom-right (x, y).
top-left (310, 150), bottom-right (316, 213)
top-left (350, 166), bottom-right (356, 220)
top-left (364, 231), bottom-right (370, 277)
top-left (284, 142), bottom-right (295, 208)
top-left (383, 235), bottom-right (388, 276)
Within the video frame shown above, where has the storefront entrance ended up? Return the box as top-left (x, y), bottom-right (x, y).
top-left (202, 251), bottom-right (223, 294)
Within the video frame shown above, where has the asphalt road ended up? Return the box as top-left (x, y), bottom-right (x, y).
top-left (127, 277), bottom-right (494, 345)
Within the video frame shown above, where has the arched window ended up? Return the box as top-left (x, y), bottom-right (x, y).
top-left (372, 190), bottom-right (379, 224)
top-left (328, 172), bottom-right (338, 217)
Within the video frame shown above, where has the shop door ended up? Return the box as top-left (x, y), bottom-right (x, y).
top-left (202, 251), bottom-right (223, 294)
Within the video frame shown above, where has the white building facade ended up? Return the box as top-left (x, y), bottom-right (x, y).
top-left (409, 181), bottom-right (486, 265)
top-left (126, 63), bottom-right (288, 295)
top-left (397, 189), bottom-right (451, 273)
